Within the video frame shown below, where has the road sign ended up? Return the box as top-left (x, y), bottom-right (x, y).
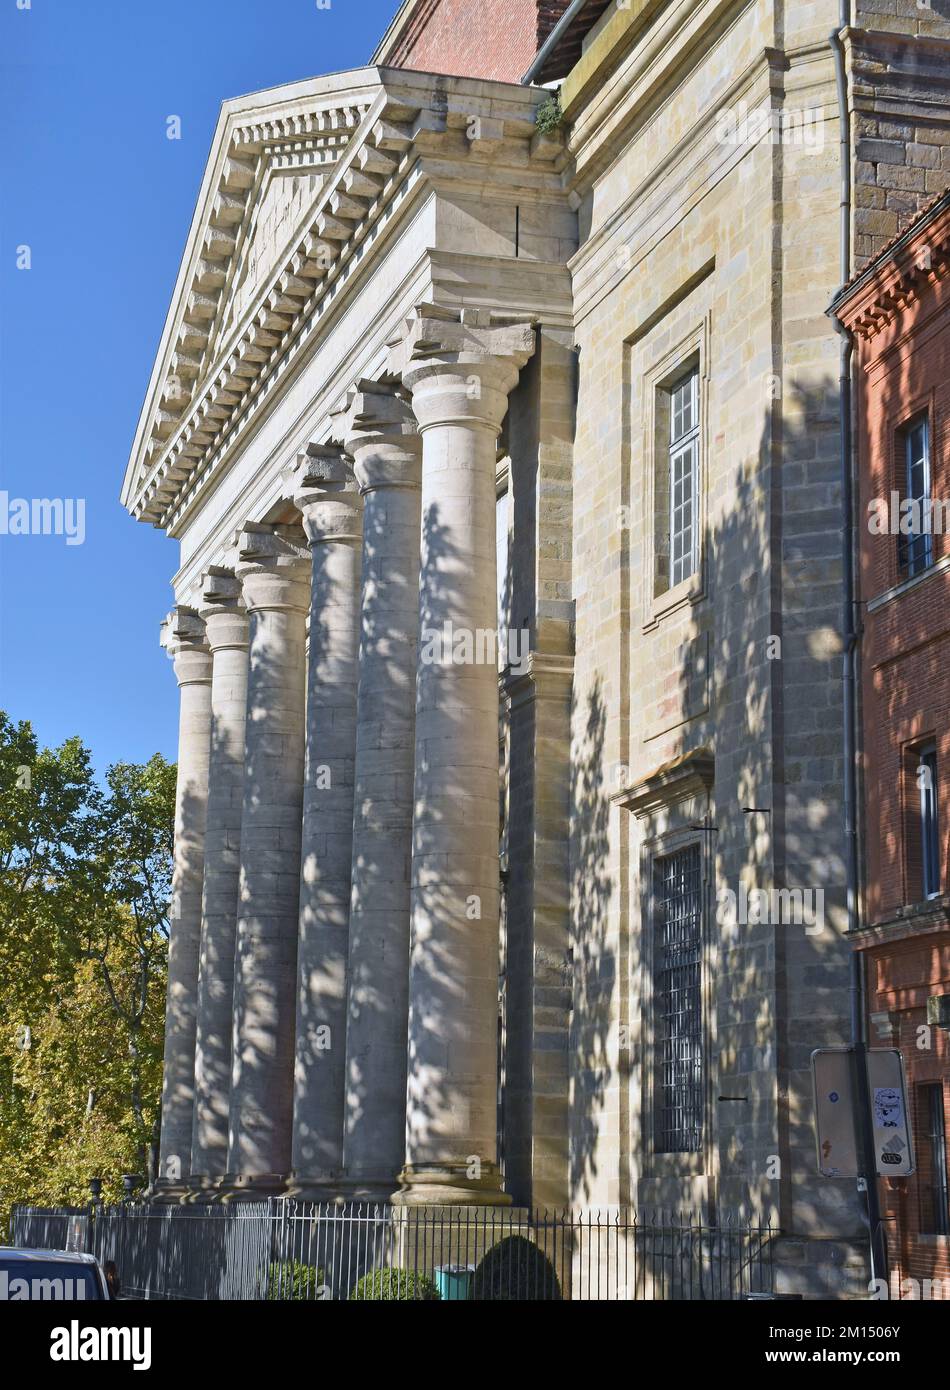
top-left (813, 1047), bottom-right (858, 1177)
top-left (811, 1047), bottom-right (915, 1178)
top-left (867, 1048), bottom-right (914, 1176)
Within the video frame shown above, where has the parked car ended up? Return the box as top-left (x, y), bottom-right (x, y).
top-left (0, 1248), bottom-right (110, 1300)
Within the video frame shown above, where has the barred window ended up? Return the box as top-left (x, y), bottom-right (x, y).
top-left (669, 367), bottom-right (700, 588)
top-left (919, 1083), bottom-right (949, 1237)
top-left (899, 416), bottom-right (933, 577)
top-left (653, 845), bottom-right (704, 1154)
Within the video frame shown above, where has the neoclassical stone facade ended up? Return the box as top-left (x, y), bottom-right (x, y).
top-left (124, 0), bottom-right (950, 1296)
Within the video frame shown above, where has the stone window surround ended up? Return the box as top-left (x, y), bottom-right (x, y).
top-left (615, 751), bottom-right (716, 1182)
top-left (637, 311), bottom-right (712, 633)
top-left (637, 822), bottom-right (713, 1180)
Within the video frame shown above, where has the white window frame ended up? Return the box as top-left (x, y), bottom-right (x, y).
top-left (902, 415), bottom-right (933, 577)
top-left (668, 367), bottom-right (701, 590)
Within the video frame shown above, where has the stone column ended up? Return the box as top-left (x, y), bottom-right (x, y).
top-left (226, 523), bottom-right (310, 1192)
top-left (389, 306), bottom-right (536, 1204)
top-left (190, 568), bottom-right (249, 1186)
top-left (336, 382), bottom-right (422, 1197)
top-left (284, 444), bottom-right (363, 1195)
top-left (156, 606), bottom-right (212, 1196)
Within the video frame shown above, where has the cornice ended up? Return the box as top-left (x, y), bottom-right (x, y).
top-left (832, 197), bottom-right (950, 342)
top-left (124, 67), bottom-right (567, 535)
top-left (611, 746), bottom-right (715, 818)
top-left (563, 0), bottom-right (748, 192)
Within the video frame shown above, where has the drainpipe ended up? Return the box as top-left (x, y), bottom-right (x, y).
top-left (828, 11), bottom-right (888, 1293)
top-left (521, 0), bottom-right (595, 85)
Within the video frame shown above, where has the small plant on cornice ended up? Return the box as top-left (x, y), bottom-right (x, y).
top-left (535, 92), bottom-right (563, 135)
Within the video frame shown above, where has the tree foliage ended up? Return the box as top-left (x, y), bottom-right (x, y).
top-left (0, 713), bottom-right (175, 1229)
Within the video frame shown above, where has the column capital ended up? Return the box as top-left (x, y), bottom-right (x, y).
top-left (387, 304), bottom-right (536, 434)
top-left (233, 523), bottom-right (310, 614)
top-left (332, 379), bottom-right (422, 493)
top-left (199, 567), bottom-right (248, 652)
top-left (161, 605), bottom-right (212, 686)
top-left (282, 443), bottom-right (363, 546)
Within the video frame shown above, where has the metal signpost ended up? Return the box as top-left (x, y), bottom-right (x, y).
top-left (813, 1046), bottom-right (914, 1178)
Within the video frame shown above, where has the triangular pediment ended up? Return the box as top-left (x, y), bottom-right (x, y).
top-left (122, 65), bottom-right (568, 532)
top-left (122, 70), bottom-right (382, 511)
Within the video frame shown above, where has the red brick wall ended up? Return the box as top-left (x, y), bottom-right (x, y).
top-left (854, 243), bottom-right (950, 923)
top-left (377, 0), bottom-right (570, 84)
top-left (843, 206), bottom-right (950, 1297)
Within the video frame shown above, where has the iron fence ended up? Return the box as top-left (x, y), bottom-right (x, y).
top-left (10, 1201), bottom-right (775, 1301)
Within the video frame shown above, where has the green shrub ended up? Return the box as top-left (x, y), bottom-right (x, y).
top-left (534, 93), bottom-right (562, 135)
top-left (470, 1236), bottom-right (562, 1301)
top-left (268, 1259), bottom-right (326, 1300)
top-left (349, 1267), bottom-right (441, 1301)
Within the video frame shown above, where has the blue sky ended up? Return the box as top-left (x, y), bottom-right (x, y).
top-left (0, 0), bottom-right (396, 776)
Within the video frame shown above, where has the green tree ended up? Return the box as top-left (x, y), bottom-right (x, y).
top-left (0, 714), bottom-right (175, 1226)
top-left (0, 713), bottom-right (99, 1011)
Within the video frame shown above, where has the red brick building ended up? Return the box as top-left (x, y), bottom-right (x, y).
top-left (372, 0), bottom-right (582, 84)
top-left (836, 190), bottom-right (950, 1296)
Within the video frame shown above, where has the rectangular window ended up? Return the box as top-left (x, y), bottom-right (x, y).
top-left (653, 844), bottom-right (704, 1154)
top-left (920, 743), bottom-right (940, 900)
top-left (919, 1083), bottom-right (949, 1237)
top-left (669, 367), bottom-right (700, 589)
top-left (899, 416), bottom-right (933, 577)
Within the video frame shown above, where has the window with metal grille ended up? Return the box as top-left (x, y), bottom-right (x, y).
top-left (919, 1083), bottom-right (949, 1236)
top-left (898, 416), bottom-right (933, 577)
top-left (653, 844), bottom-right (704, 1154)
top-left (669, 367), bottom-right (700, 588)
top-left (919, 743), bottom-right (940, 900)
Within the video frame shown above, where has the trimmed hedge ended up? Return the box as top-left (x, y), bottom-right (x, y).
top-left (349, 1267), bottom-right (441, 1301)
top-left (268, 1260), bottom-right (326, 1301)
top-left (470, 1236), bottom-right (562, 1301)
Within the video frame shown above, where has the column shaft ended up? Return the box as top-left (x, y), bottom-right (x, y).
top-left (191, 569), bottom-right (248, 1183)
top-left (391, 307), bottom-right (535, 1203)
top-left (286, 447), bottom-right (363, 1191)
top-left (227, 524), bottom-right (310, 1189)
top-left (157, 607), bottom-right (212, 1192)
top-left (338, 384), bottom-right (422, 1194)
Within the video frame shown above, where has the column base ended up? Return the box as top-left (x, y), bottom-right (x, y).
top-left (184, 1175), bottom-right (228, 1204)
top-left (391, 1163), bottom-right (512, 1207)
top-left (283, 1172), bottom-right (348, 1204)
top-left (334, 1176), bottom-right (403, 1206)
top-left (146, 1178), bottom-right (193, 1205)
top-left (213, 1172), bottom-right (289, 1202)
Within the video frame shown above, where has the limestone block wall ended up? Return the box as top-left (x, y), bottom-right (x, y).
top-left (849, 1), bottom-right (950, 264)
top-left (504, 329), bottom-right (576, 1208)
top-left (565, 0), bottom-right (870, 1290)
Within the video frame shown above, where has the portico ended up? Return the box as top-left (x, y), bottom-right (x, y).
top-left (124, 64), bottom-right (575, 1207)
